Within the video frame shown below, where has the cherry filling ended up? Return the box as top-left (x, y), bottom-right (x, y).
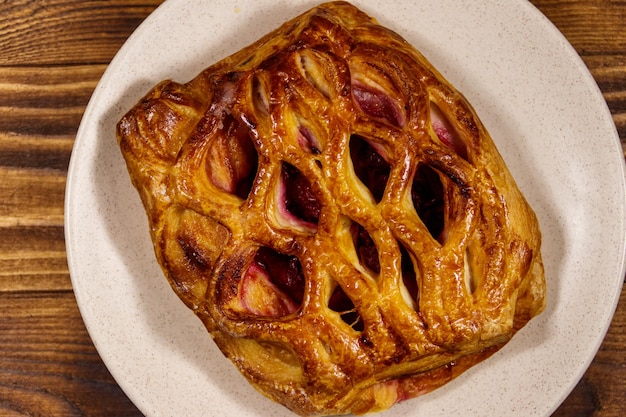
top-left (281, 162), bottom-right (321, 225)
top-left (297, 124), bottom-right (322, 154)
top-left (206, 115), bottom-right (258, 199)
top-left (350, 135), bottom-right (390, 203)
top-left (411, 164), bottom-right (445, 242)
top-left (351, 222), bottom-right (380, 275)
top-left (352, 83), bottom-right (405, 127)
top-left (238, 247), bottom-right (305, 317)
top-left (252, 246), bottom-right (305, 304)
top-left (430, 102), bottom-right (467, 160)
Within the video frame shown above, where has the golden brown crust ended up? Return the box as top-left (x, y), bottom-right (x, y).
top-left (117, 2), bottom-right (546, 415)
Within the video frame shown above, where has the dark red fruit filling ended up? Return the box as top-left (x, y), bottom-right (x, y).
top-left (252, 246), bottom-right (305, 305)
top-left (411, 164), bottom-right (445, 241)
top-left (281, 162), bottom-right (321, 225)
top-left (206, 114), bottom-right (258, 199)
top-left (328, 285), bottom-right (363, 331)
top-left (352, 83), bottom-right (405, 127)
top-left (430, 102), bottom-right (467, 160)
top-left (350, 135), bottom-right (390, 203)
top-left (351, 222), bottom-right (380, 274)
top-left (297, 125), bottom-right (322, 154)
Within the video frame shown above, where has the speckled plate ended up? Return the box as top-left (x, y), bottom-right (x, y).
top-left (65, 1), bottom-right (626, 416)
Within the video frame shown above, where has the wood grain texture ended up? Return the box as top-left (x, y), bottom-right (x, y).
top-left (0, 0), bottom-right (164, 66)
top-left (0, 292), bottom-right (141, 416)
top-left (0, 0), bottom-right (623, 416)
top-left (0, 1), bottom-right (162, 415)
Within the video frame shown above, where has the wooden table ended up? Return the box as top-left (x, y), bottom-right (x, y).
top-left (0, 1), bottom-right (623, 416)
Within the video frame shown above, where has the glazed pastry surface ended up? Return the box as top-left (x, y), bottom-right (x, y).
top-left (117, 2), bottom-right (546, 415)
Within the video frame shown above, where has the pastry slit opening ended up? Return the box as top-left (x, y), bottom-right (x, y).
top-left (351, 221), bottom-right (380, 275)
top-left (328, 281), bottom-right (363, 332)
top-left (399, 243), bottom-right (419, 310)
top-left (350, 134), bottom-right (390, 203)
top-left (464, 247), bottom-right (478, 295)
top-left (252, 74), bottom-right (270, 116)
top-left (430, 101), bottom-right (468, 160)
top-left (297, 51), bottom-right (332, 99)
top-left (297, 121), bottom-right (322, 155)
top-left (411, 164), bottom-right (445, 243)
top-left (238, 246), bottom-right (305, 317)
top-left (205, 114), bottom-right (258, 200)
top-left (280, 162), bottom-right (321, 226)
top-left (352, 82), bottom-right (405, 127)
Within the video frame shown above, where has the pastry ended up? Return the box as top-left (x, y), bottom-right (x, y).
top-left (116, 2), bottom-right (546, 415)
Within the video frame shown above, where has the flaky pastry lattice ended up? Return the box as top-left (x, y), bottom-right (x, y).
top-left (117, 2), bottom-right (546, 415)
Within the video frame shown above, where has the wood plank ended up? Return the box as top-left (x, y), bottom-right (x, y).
top-left (0, 257), bottom-right (70, 293)
top-left (532, 0), bottom-right (626, 56)
top-left (0, 66), bottom-right (105, 137)
top-left (0, 0), bottom-right (163, 66)
top-left (0, 226), bottom-right (65, 254)
top-left (583, 55), bottom-right (626, 92)
top-left (0, 225), bottom-right (68, 292)
top-left (0, 104), bottom-right (91, 136)
top-left (0, 133), bottom-right (74, 172)
top-left (0, 291), bottom-right (141, 417)
top-left (0, 167), bottom-right (66, 226)
top-left (0, 65), bottom-right (103, 106)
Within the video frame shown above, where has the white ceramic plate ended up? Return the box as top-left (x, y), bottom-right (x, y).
top-left (65, 1), bottom-right (626, 416)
